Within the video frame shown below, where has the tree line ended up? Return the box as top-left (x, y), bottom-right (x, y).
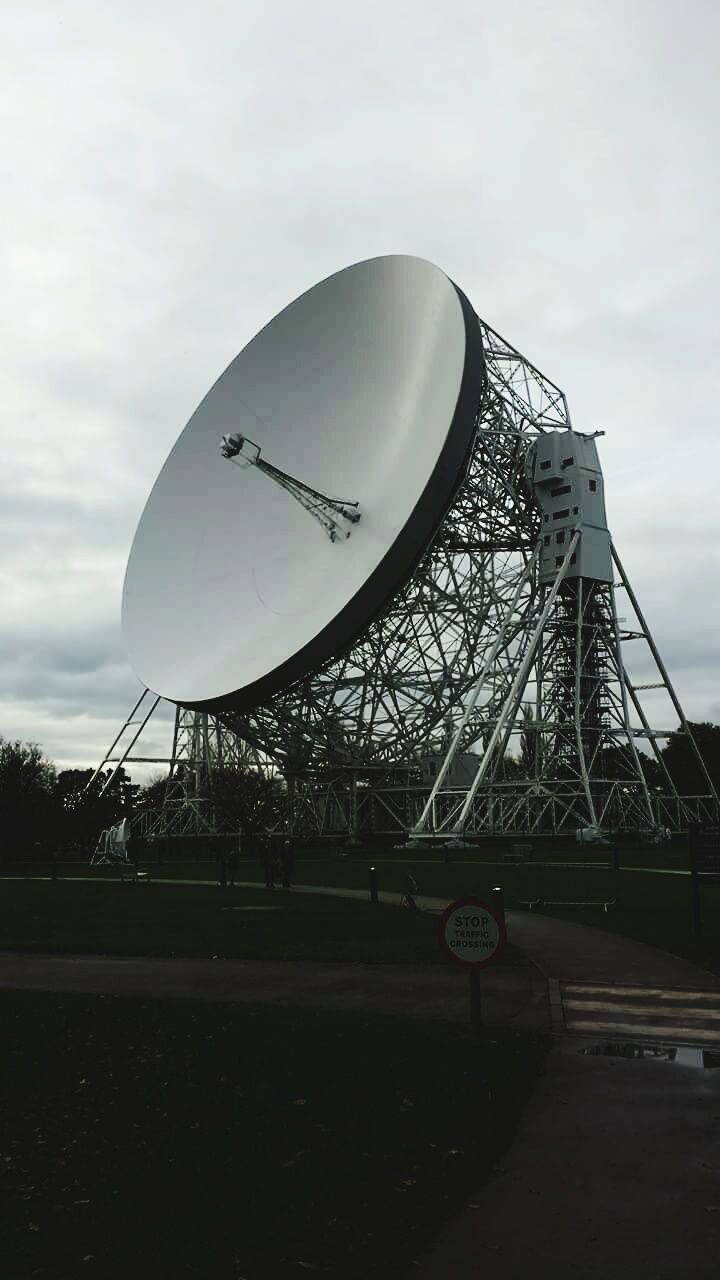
top-left (0, 737), bottom-right (285, 861)
top-left (0, 738), bottom-right (137, 860)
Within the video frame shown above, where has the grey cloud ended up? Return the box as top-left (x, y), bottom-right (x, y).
top-left (2, 0), bottom-right (719, 771)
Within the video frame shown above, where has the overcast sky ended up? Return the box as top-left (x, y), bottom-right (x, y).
top-left (2, 0), bottom-right (719, 777)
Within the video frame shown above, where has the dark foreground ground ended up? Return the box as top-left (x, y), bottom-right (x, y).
top-left (1, 991), bottom-right (547, 1280)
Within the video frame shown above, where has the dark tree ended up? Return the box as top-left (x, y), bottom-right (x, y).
top-left (135, 772), bottom-right (170, 815)
top-left (211, 766), bottom-right (285, 835)
top-left (659, 722), bottom-right (720, 796)
top-left (635, 748), bottom-right (663, 790)
top-left (518, 705), bottom-right (540, 777)
top-left (0, 738), bottom-right (57, 859)
top-left (494, 752), bottom-right (524, 781)
top-left (55, 767), bottom-right (138, 852)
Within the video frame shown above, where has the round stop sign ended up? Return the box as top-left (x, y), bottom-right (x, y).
top-left (441, 898), bottom-right (506, 967)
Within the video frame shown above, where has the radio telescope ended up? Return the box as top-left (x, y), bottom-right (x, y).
top-left (112, 255), bottom-right (717, 840)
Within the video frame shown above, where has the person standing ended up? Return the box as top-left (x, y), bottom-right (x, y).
top-left (279, 836), bottom-right (295, 890)
top-left (227, 832), bottom-right (240, 888)
top-left (260, 833), bottom-right (275, 889)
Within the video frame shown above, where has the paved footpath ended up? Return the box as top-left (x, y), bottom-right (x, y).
top-left (0, 948), bottom-right (549, 1030)
top-left (412, 898), bottom-right (720, 1280)
top-left (0, 878), bottom-right (548, 1030)
top-left (415, 1038), bottom-right (720, 1280)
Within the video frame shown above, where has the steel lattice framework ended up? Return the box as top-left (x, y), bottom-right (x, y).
top-left (216, 321), bottom-right (560, 776)
top-left (210, 318), bottom-right (717, 837)
top-left (97, 318), bottom-right (718, 839)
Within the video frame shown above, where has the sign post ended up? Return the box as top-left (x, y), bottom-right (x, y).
top-left (688, 824), bottom-right (720, 938)
top-left (441, 897), bottom-right (507, 1034)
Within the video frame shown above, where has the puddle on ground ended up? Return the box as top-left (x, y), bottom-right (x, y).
top-left (579, 1042), bottom-right (720, 1068)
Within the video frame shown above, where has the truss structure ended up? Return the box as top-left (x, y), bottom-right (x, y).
top-left (137, 708), bottom-right (273, 837)
top-left (97, 318), bottom-right (718, 839)
top-left (220, 432), bottom-right (361, 542)
top-left (88, 696), bottom-right (275, 838)
top-left (211, 318), bottom-right (717, 837)
top-left (412, 546), bottom-right (717, 840)
top-left (219, 323), bottom-right (555, 771)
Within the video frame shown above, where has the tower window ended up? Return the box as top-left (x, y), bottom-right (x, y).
top-left (589, 479), bottom-right (597, 492)
top-left (556, 531), bottom-right (565, 544)
top-left (543, 535), bottom-right (550, 546)
top-left (550, 484), bottom-right (571, 497)
top-left (561, 457), bottom-right (574, 469)
top-left (540, 459), bottom-right (551, 471)
top-left (552, 509), bottom-right (570, 520)
top-left (555, 556), bottom-right (563, 567)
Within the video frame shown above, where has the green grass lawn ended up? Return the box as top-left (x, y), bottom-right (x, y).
top-left (279, 855), bottom-right (719, 977)
top-left (4, 842), bottom-right (718, 974)
top-left (1, 991), bottom-right (547, 1280)
top-left (151, 854), bottom-right (718, 976)
top-left (0, 880), bottom-right (442, 963)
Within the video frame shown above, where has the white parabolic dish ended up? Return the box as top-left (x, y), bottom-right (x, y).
top-left (122, 255), bottom-right (486, 711)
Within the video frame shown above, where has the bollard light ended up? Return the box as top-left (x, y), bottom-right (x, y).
top-left (369, 865), bottom-right (379, 905)
top-left (491, 885), bottom-right (505, 925)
